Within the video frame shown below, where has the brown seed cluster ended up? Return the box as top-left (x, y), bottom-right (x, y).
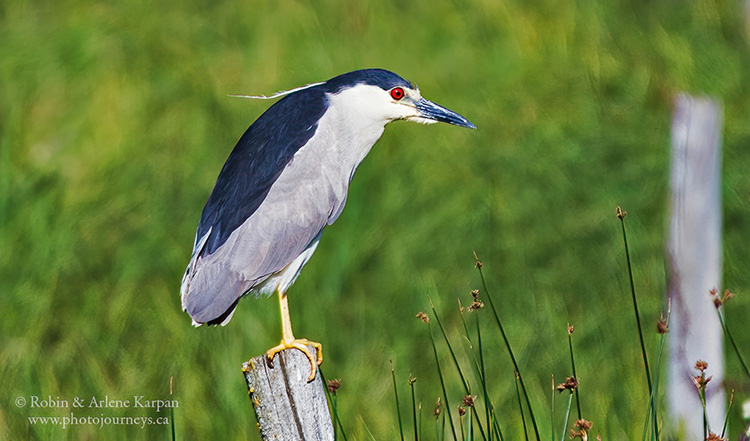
top-left (468, 289), bottom-right (485, 311)
top-left (710, 288), bottom-right (735, 309)
top-left (615, 206), bottom-right (627, 219)
top-left (473, 251), bottom-right (484, 269)
top-left (570, 419), bottom-right (593, 439)
top-left (705, 432), bottom-right (727, 441)
top-left (556, 376), bottom-right (579, 393)
top-left (326, 378), bottom-right (342, 394)
top-left (692, 360), bottom-right (712, 391)
top-left (656, 314), bottom-right (669, 334)
top-left (695, 360), bottom-right (708, 372)
top-left (416, 312), bottom-right (430, 323)
top-left (433, 398), bottom-right (442, 418)
top-left (567, 324), bottom-right (575, 335)
top-left (461, 395), bottom-right (476, 408)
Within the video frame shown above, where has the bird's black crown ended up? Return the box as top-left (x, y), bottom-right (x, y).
top-left (322, 68), bottom-right (413, 94)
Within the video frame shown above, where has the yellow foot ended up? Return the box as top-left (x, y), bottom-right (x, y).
top-left (265, 339), bottom-right (323, 382)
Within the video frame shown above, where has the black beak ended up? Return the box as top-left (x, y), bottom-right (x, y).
top-left (415, 98), bottom-right (476, 129)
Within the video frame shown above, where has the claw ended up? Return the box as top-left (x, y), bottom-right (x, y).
top-left (266, 339), bottom-right (323, 381)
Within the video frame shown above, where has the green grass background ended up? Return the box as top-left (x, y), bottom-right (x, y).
top-left (2, 0), bottom-right (750, 439)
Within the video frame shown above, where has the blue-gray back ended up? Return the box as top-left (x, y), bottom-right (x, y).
top-left (197, 88), bottom-right (328, 256)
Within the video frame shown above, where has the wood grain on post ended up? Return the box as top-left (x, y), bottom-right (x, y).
top-left (242, 346), bottom-right (334, 441)
top-left (667, 94), bottom-right (724, 439)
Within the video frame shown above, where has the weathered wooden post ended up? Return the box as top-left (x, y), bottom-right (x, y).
top-left (667, 94), bottom-right (725, 439)
top-left (242, 346), bottom-right (334, 440)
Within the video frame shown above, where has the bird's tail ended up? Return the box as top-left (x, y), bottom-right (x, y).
top-left (180, 227), bottom-right (247, 326)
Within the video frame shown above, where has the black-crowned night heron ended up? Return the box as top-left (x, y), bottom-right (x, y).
top-left (181, 69), bottom-right (475, 380)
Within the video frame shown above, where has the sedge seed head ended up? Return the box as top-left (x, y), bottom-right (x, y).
top-left (615, 206), bottom-right (627, 219)
top-left (461, 395), bottom-right (476, 407)
top-left (657, 315), bottom-right (669, 334)
top-left (327, 378), bottom-right (342, 394)
top-left (695, 360), bottom-right (708, 372)
top-left (557, 376), bottom-right (579, 393)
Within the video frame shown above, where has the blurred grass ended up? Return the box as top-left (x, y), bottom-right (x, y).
top-left (1, 0), bottom-right (750, 439)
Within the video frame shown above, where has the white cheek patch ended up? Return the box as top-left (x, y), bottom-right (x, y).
top-left (405, 116), bottom-right (438, 125)
top-left (329, 84), bottom-right (429, 124)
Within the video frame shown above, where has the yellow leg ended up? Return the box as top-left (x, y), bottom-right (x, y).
top-left (265, 290), bottom-right (323, 381)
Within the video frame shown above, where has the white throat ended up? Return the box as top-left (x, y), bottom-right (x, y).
top-left (318, 85), bottom-right (395, 174)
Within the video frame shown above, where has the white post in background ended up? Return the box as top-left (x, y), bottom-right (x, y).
top-left (667, 94), bottom-right (724, 439)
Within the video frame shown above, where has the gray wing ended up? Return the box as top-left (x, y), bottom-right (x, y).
top-left (181, 130), bottom-right (351, 325)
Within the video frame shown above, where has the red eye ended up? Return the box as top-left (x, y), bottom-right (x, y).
top-left (390, 87), bottom-right (405, 100)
